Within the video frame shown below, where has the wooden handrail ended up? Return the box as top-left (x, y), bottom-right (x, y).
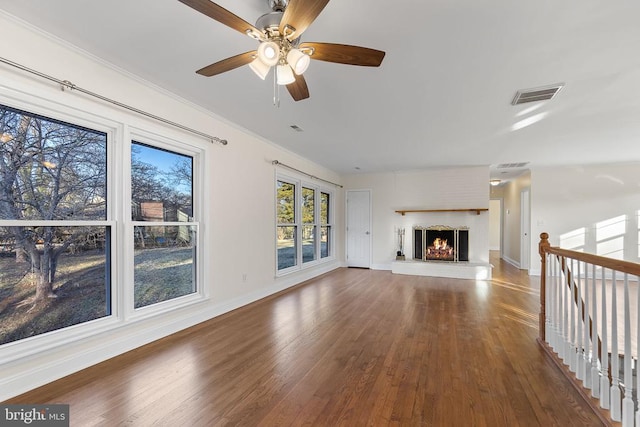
top-left (537, 232), bottom-right (640, 425)
top-left (540, 233), bottom-right (606, 347)
top-left (539, 232), bottom-right (620, 386)
top-left (540, 235), bottom-right (640, 277)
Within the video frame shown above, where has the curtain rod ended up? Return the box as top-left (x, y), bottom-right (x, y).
top-left (0, 56), bottom-right (228, 146)
top-left (272, 160), bottom-right (343, 188)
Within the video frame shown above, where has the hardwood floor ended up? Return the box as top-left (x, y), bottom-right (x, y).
top-left (5, 253), bottom-right (605, 426)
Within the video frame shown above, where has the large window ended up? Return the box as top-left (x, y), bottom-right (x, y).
top-left (320, 191), bottom-right (331, 259)
top-left (302, 187), bottom-right (316, 263)
top-left (276, 180), bottom-right (297, 270)
top-left (0, 104), bottom-right (110, 345)
top-left (131, 142), bottom-right (197, 308)
top-left (276, 176), bottom-right (333, 273)
top-left (0, 102), bottom-right (204, 349)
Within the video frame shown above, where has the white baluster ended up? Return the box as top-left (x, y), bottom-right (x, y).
top-left (600, 267), bottom-right (610, 410)
top-left (545, 253), bottom-right (553, 348)
top-left (576, 261), bottom-right (585, 381)
top-left (569, 258), bottom-right (577, 372)
top-left (635, 275), bottom-right (640, 426)
top-left (551, 255), bottom-right (559, 351)
top-left (557, 255), bottom-right (564, 357)
top-left (622, 274), bottom-right (634, 426)
top-left (611, 270), bottom-right (621, 422)
top-left (583, 261), bottom-right (591, 390)
top-left (591, 263), bottom-right (600, 399)
top-left (562, 257), bottom-right (570, 363)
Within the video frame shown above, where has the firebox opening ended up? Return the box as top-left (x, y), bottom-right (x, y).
top-left (426, 230), bottom-right (455, 261)
top-left (414, 226), bottom-right (469, 262)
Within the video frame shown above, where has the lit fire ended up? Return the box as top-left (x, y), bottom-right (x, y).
top-left (432, 237), bottom-right (448, 250)
top-left (426, 236), bottom-right (454, 260)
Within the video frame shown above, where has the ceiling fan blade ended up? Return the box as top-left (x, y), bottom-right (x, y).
top-left (279, 0), bottom-right (330, 40)
top-left (286, 74), bottom-right (310, 101)
top-left (179, 0), bottom-right (262, 38)
top-left (300, 42), bottom-right (385, 67)
top-left (196, 51), bottom-right (256, 77)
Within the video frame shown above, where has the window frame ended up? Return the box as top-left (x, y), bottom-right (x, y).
top-left (124, 129), bottom-right (206, 320)
top-left (301, 186), bottom-right (317, 264)
top-left (0, 92), bottom-right (208, 361)
top-left (276, 177), bottom-right (299, 273)
top-left (0, 97), bottom-right (120, 360)
top-left (275, 173), bottom-right (334, 276)
top-left (320, 190), bottom-right (332, 260)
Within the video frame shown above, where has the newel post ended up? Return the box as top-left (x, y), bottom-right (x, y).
top-left (538, 232), bottom-right (551, 341)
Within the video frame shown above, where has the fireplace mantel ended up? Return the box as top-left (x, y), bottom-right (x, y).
top-left (395, 208), bottom-right (488, 216)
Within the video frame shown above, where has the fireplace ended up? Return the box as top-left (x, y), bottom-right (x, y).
top-left (414, 226), bottom-right (469, 262)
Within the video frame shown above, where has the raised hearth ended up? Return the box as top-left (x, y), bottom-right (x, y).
top-left (391, 260), bottom-right (492, 280)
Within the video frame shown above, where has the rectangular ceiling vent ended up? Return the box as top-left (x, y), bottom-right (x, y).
top-left (290, 125), bottom-right (304, 132)
top-left (496, 162), bottom-right (529, 169)
top-left (511, 83), bottom-right (564, 105)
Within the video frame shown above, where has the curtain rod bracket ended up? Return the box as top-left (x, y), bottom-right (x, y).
top-left (60, 80), bottom-right (75, 92)
top-left (272, 159), bottom-right (343, 188)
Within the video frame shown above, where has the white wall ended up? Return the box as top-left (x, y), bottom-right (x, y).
top-left (0, 13), bottom-right (344, 400)
top-left (501, 172), bottom-right (531, 268)
top-left (489, 199), bottom-right (502, 251)
top-left (342, 167), bottom-right (490, 269)
top-left (530, 163), bottom-right (640, 275)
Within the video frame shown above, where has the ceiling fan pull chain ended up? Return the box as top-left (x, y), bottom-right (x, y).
top-left (273, 66), bottom-right (280, 107)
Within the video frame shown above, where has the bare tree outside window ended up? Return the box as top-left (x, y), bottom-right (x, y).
top-left (0, 105), bottom-right (109, 345)
top-left (131, 142), bottom-right (196, 308)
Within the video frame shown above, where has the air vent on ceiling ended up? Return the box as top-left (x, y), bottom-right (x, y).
top-left (496, 162), bottom-right (529, 169)
top-left (511, 84), bottom-right (564, 105)
top-left (290, 125), bottom-right (304, 132)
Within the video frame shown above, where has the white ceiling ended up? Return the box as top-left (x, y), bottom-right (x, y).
top-left (1, 0), bottom-right (640, 180)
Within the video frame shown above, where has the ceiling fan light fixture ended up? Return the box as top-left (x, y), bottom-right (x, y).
top-left (249, 57), bottom-right (271, 80)
top-left (287, 48), bottom-right (310, 75)
top-left (276, 64), bottom-right (295, 85)
top-left (257, 41), bottom-right (280, 66)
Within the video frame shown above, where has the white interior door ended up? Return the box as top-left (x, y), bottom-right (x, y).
top-left (346, 190), bottom-right (371, 268)
top-left (520, 189), bottom-right (530, 270)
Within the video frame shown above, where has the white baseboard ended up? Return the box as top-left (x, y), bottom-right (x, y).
top-left (371, 263), bottom-right (392, 271)
top-left (0, 304), bottom-right (215, 402)
top-left (502, 255), bottom-right (521, 269)
top-left (0, 261), bottom-right (341, 401)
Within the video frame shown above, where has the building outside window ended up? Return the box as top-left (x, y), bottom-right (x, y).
top-left (0, 103), bottom-right (204, 349)
top-left (131, 142), bottom-right (197, 309)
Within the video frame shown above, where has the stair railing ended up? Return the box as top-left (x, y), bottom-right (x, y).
top-left (539, 232), bottom-right (640, 426)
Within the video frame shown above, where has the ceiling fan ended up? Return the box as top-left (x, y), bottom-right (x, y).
top-left (178, 0), bottom-right (386, 102)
